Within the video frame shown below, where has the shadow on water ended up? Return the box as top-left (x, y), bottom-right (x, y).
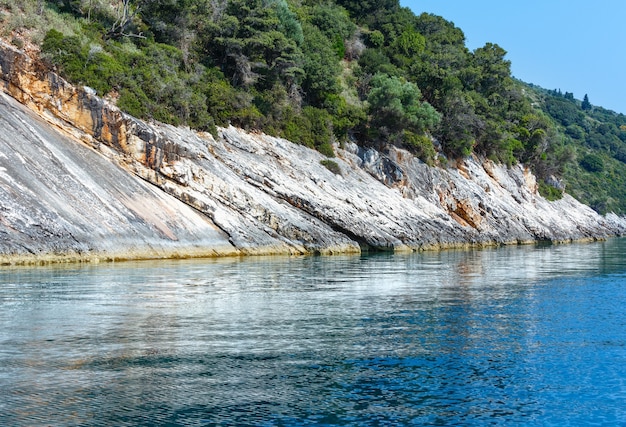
top-left (1, 239), bottom-right (625, 426)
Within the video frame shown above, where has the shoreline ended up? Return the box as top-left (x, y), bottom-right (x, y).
top-left (0, 236), bottom-right (609, 267)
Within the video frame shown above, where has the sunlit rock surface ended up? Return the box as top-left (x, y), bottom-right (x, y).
top-left (0, 92), bottom-right (238, 264)
top-left (0, 40), bottom-right (624, 264)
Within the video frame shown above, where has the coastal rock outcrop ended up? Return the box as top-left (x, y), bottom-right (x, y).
top-left (0, 40), bottom-right (624, 263)
top-left (0, 91), bottom-right (238, 264)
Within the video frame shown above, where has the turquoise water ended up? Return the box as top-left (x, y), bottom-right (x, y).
top-left (1, 239), bottom-right (625, 426)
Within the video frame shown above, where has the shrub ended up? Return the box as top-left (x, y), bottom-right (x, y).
top-left (10, 36), bottom-right (24, 49)
top-left (403, 130), bottom-right (435, 165)
top-left (367, 73), bottom-right (440, 135)
top-left (117, 87), bottom-right (149, 118)
top-left (303, 106), bottom-right (333, 147)
top-left (41, 29), bottom-right (126, 95)
top-left (538, 180), bottom-right (564, 201)
top-left (320, 159), bottom-right (341, 175)
top-left (565, 124), bottom-right (585, 140)
top-left (317, 142), bottom-right (335, 158)
top-left (580, 153), bottom-right (604, 173)
top-left (281, 106), bottom-right (335, 156)
top-left (367, 30), bottom-right (384, 48)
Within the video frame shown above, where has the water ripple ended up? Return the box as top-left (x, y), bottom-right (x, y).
top-left (1, 239), bottom-right (626, 425)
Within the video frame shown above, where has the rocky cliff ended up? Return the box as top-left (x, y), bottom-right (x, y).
top-left (1, 40), bottom-right (624, 264)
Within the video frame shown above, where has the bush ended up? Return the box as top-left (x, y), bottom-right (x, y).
top-left (325, 95), bottom-right (367, 141)
top-left (117, 87), bottom-right (149, 118)
top-left (42, 29), bottom-right (126, 95)
top-left (320, 159), bottom-right (341, 175)
top-left (317, 142), bottom-right (335, 158)
top-left (367, 73), bottom-right (440, 137)
top-left (565, 124), bottom-right (585, 140)
top-left (538, 180), bottom-right (564, 201)
top-left (10, 36), bottom-right (24, 49)
top-left (367, 30), bottom-right (384, 48)
top-left (580, 153), bottom-right (605, 173)
top-left (281, 106), bottom-right (334, 156)
top-left (403, 130), bottom-right (435, 165)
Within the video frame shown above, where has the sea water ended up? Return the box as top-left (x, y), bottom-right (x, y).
top-left (1, 239), bottom-right (625, 426)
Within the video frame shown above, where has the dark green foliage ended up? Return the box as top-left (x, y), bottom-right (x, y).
top-left (393, 26), bottom-right (425, 55)
top-left (580, 153), bottom-right (605, 173)
top-left (309, 3), bottom-right (355, 44)
top-left (471, 43), bottom-right (511, 96)
top-left (273, 0), bottom-right (304, 45)
top-left (565, 124), bottom-right (585, 139)
top-left (435, 91), bottom-right (478, 158)
top-left (562, 150), bottom-right (626, 214)
top-left (42, 29), bottom-right (124, 95)
top-left (357, 48), bottom-right (398, 76)
top-left (43, 28), bottom-right (225, 130)
top-left (538, 180), bottom-right (564, 201)
top-left (581, 93), bottom-right (592, 111)
top-left (544, 97), bottom-right (585, 127)
top-left (281, 106), bottom-right (334, 156)
top-left (204, 0), bottom-right (305, 92)
top-left (317, 142), bottom-right (336, 158)
top-left (117, 87), bottom-right (149, 119)
top-left (325, 95), bottom-right (367, 141)
top-left (615, 146), bottom-right (626, 163)
top-left (301, 23), bottom-right (342, 105)
top-left (320, 159), bottom-right (341, 174)
top-left (367, 30), bottom-right (385, 48)
top-left (199, 67), bottom-right (261, 129)
top-left (402, 130), bottom-right (436, 165)
top-left (367, 73), bottom-right (440, 136)
top-left (334, 0), bottom-right (400, 22)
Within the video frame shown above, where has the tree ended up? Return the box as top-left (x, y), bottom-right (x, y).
top-left (389, 25), bottom-right (425, 68)
top-left (106, 0), bottom-right (144, 40)
top-left (206, 0), bottom-right (304, 92)
top-left (334, 0), bottom-right (400, 21)
top-left (582, 93), bottom-right (592, 111)
top-left (367, 73), bottom-right (440, 139)
top-left (309, 3), bottom-right (356, 43)
top-left (301, 23), bottom-right (342, 105)
top-left (471, 43), bottom-right (511, 96)
top-left (435, 90), bottom-right (482, 158)
top-left (544, 96), bottom-right (585, 126)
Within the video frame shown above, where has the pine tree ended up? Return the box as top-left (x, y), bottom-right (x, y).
top-left (581, 94), bottom-right (592, 111)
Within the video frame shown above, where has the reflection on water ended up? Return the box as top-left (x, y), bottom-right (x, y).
top-left (1, 239), bottom-right (625, 426)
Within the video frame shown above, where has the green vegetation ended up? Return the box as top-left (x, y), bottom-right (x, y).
top-left (538, 180), bottom-right (564, 202)
top-left (320, 159), bottom-right (341, 175)
top-left (527, 85), bottom-right (626, 213)
top-left (1, 0), bottom-right (624, 214)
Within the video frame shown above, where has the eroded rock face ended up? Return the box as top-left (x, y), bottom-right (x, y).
top-left (0, 40), bottom-right (624, 263)
top-left (0, 92), bottom-right (237, 264)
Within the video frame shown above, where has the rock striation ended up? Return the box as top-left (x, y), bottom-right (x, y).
top-left (0, 40), bottom-right (624, 264)
top-left (0, 91), bottom-right (238, 264)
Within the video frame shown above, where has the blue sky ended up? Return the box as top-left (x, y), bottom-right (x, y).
top-left (400, 0), bottom-right (626, 114)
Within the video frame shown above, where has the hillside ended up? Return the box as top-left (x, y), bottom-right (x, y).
top-left (523, 83), bottom-right (626, 214)
top-left (1, 38), bottom-right (625, 265)
top-left (1, 0), bottom-right (624, 215)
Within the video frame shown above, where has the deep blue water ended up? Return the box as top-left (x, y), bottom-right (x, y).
top-left (1, 239), bottom-right (625, 426)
